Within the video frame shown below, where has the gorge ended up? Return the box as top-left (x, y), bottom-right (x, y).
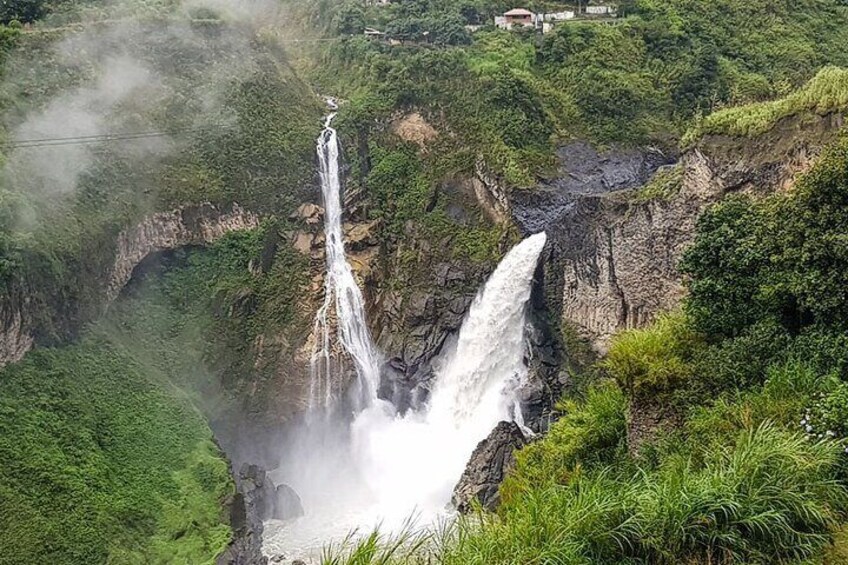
top-left (2, 0), bottom-right (848, 564)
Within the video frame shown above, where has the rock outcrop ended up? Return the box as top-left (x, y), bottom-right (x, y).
top-left (0, 289), bottom-right (34, 367)
top-left (0, 202), bottom-right (260, 370)
top-left (452, 421), bottom-right (528, 513)
top-left (216, 462), bottom-right (306, 564)
top-left (515, 113), bottom-right (844, 352)
top-left (108, 203), bottom-right (260, 301)
top-left (216, 464), bottom-right (271, 565)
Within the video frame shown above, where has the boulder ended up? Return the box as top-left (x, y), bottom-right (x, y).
top-left (290, 203), bottom-right (324, 225)
top-left (452, 421), bottom-right (528, 513)
top-left (274, 483), bottom-right (304, 521)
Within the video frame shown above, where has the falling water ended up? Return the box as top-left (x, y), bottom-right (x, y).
top-left (265, 102), bottom-right (547, 561)
top-left (351, 231), bottom-right (548, 516)
top-left (310, 105), bottom-right (381, 412)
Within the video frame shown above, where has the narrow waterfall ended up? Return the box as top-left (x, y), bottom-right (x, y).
top-left (265, 105), bottom-right (547, 560)
top-left (310, 107), bottom-right (381, 412)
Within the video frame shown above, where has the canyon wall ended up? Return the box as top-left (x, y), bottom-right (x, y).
top-left (514, 113), bottom-right (845, 352)
top-left (0, 202), bottom-right (260, 369)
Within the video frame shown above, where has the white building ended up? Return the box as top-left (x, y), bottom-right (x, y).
top-left (495, 8), bottom-right (538, 30)
top-left (585, 5), bottom-right (617, 15)
top-left (544, 11), bottom-right (575, 21)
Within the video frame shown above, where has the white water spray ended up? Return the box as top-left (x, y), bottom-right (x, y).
top-left (310, 106), bottom-right (381, 411)
top-left (351, 231), bottom-right (548, 516)
top-left (265, 103), bottom-right (547, 560)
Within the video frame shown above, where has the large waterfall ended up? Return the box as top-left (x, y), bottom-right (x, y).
top-left (351, 231), bottom-right (547, 517)
top-left (264, 106), bottom-right (547, 560)
top-left (310, 108), bottom-right (382, 412)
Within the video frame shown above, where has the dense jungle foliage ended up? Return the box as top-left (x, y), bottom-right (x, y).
top-left (0, 2), bottom-right (317, 558)
top-left (0, 224), bottom-right (308, 564)
top-left (299, 0), bottom-right (848, 187)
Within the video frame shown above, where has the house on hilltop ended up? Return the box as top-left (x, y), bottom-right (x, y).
top-left (495, 8), bottom-right (537, 30)
top-left (496, 7), bottom-right (578, 32)
top-left (504, 8), bottom-right (536, 26)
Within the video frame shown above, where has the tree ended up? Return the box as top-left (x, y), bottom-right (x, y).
top-left (1, 0), bottom-right (54, 24)
top-left (333, 1), bottom-right (366, 35)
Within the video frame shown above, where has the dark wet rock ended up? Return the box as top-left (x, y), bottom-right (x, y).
top-left (512, 141), bottom-right (672, 235)
top-left (236, 463), bottom-right (305, 522)
top-left (216, 463), bottom-right (270, 565)
top-left (520, 258), bottom-right (568, 432)
top-left (239, 464), bottom-right (278, 521)
top-left (274, 483), bottom-right (304, 521)
top-left (452, 421), bottom-right (528, 513)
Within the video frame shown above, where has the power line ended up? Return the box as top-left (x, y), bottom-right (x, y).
top-left (4, 124), bottom-right (238, 149)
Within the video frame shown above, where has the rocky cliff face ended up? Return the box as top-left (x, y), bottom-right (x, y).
top-left (0, 202), bottom-right (260, 370)
top-left (108, 203), bottom-right (260, 301)
top-left (514, 113), bottom-right (844, 352)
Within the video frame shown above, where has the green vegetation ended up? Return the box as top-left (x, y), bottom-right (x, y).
top-left (602, 312), bottom-right (701, 396)
top-left (306, 0), bottom-right (848, 183)
top-left (4, 0), bottom-right (848, 563)
top-left (108, 225), bottom-right (310, 397)
top-left (681, 134), bottom-right (848, 338)
top-left (0, 340), bottom-right (233, 565)
top-left (0, 3), bottom-right (322, 355)
top-left (0, 224), bottom-right (309, 565)
top-left (683, 66), bottom-right (848, 145)
top-left (632, 164), bottom-right (683, 202)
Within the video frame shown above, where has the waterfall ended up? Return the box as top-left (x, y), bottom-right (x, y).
top-left (265, 103), bottom-right (548, 560)
top-left (351, 231), bottom-right (548, 515)
top-left (310, 107), bottom-right (381, 412)
top-left (427, 231), bottom-right (548, 432)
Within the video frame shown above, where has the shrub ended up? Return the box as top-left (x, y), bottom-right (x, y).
top-left (775, 135), bottom-right (848, 329)
top-left (686, 320), bottom-right (792, 398)
top-left (501, 381), bottom-right (627, 497)
top-left (680, 195), bottom-right (777, 339)
top-left (602, 313), bottom-right (702, 397)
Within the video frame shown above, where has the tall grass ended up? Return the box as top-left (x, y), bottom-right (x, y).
top-left (501, 381), bottom-right (626, 496)
top-left (683, 66), bottom-right (848, 145)
top-left (321, 422), bottom-right (847, 565)
top-left (320, 518), bottom-right (439, 565)
top-left (601, 312), bottom-right (702, 396)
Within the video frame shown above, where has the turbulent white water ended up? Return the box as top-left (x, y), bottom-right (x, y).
top-left (349, 231), bottom-right (547, 517)
top-left (264, 105), bottom-right (547, 562)
top-left (310, 107), bottom-right (382, 411)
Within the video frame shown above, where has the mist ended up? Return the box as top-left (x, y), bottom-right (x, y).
top-left (0, 0), bottom-right (296, 230)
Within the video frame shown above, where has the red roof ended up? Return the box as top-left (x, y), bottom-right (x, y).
top-left (504, 8), bottom-right (534, 16)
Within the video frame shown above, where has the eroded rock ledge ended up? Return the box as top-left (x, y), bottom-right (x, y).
top-left (0, 202), bottom-right (260, 369)
top-left (108, 203), bottom-right (260, 301)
